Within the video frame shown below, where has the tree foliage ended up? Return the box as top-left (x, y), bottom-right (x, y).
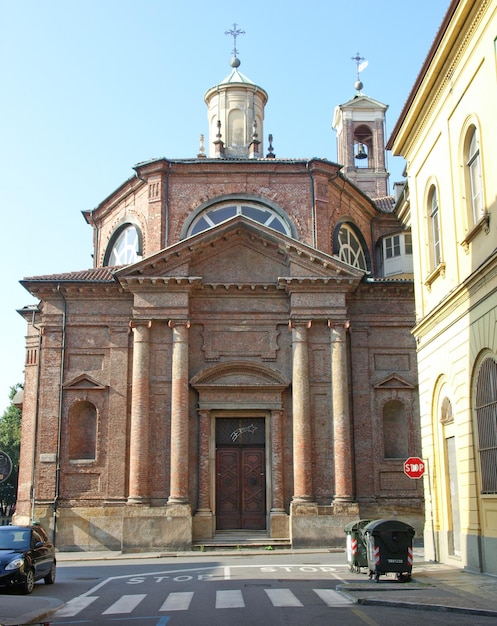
top-left (0, 384), bottom-right (22, 488)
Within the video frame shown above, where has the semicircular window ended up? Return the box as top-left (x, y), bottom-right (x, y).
top-left (336, 223), bottom-right (368, 271)
top-left (188, 202), bottom-right (291, 237)
top-left (105, 224), bottom-right (142, 266)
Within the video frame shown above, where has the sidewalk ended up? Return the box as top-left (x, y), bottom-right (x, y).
top-left (337, 559), bottom-right (497, 618)
top-left (0, 596), bottom-right (63, 626)
top-left (55, 548), bottom-right (497, 618)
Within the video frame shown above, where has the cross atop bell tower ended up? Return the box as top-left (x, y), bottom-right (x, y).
top-left (332, 53), bottom-right (389, 199)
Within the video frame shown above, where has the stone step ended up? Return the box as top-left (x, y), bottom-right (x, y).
top-left (192, 532), bottom-right (291, 551)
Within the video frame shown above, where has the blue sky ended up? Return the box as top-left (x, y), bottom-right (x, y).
top-left (0, 0), bottom-right (450, 413)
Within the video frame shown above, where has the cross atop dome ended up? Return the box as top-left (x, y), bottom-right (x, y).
top-left (225, 23), bottom-right (245, 67)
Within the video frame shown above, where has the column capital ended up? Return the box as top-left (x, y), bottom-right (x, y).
top-left (327, 319), bottom-right (350, 331)
top-left (129, 319), bottom-right (152, 329)
top-left (168, 320), bottom-right (191, 329)
top-left (288, 320), bottom-right (312, 330)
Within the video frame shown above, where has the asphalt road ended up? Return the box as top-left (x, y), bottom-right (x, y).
top-left (2, 553), bottom-right (496, 625)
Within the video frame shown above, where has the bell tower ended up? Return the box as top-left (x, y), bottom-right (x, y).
top-left (332, 54), bottom-right (389, 199)
top-left (204, 24), bottom-right (268, 159)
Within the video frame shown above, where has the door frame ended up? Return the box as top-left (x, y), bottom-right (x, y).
top-left (210, 411), bottom-right (271, 532)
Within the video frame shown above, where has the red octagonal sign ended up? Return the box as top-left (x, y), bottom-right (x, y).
top-left (404, 456), bottom-right (425, 479)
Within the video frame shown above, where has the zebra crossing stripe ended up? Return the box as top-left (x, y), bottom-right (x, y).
top-left (102, 594), bottom-right (147, 614)
top-left (159, 591), bottom-right (194, 611)
top-left (216, 589), bottom-right (245, 608)
top-left (313, 588), bottom-right (355, 606)
top-left (265, 588), bottom-right (303, 607)
top-left (54, 596), bottom-right (99, 617)
top-left (54, 586), bottom-right (356, 617)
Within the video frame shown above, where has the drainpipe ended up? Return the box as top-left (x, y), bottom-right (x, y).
top-left (53, 284), bottom-right (67, 546)
top-left (30, 308), bottom-right (42, 524)
top-left (306, 161), bottom-right (317, 248)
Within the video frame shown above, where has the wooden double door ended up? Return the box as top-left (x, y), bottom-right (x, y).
top-left (216, 447), bottom-right (266, 530)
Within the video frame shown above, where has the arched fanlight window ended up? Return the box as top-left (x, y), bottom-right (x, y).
top-left (187, 201), bottom-right (291, 237)
top-left (105, 224), bottom-right (143, 266)
top-left (335, 223), bottom-right (368, 271)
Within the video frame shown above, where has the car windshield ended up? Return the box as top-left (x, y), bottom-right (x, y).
top-left (0, 529), bottom-right (31, 550)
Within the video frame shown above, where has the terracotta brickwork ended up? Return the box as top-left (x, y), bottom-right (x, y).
top-left (15, 156), bottom-right (423, 551)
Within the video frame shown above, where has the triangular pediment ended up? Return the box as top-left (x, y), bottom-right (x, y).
top-left (338, 94), bottom-right (388, 111)
top-left (114, 215), bottom-right (364, 287)
top-left (62, 374), bottom-right (107, 390)
top-left (373, 374), bottom-right (416, 390)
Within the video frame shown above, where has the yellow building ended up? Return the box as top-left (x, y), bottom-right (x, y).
top-left (388, 0), bottom-right (497, 574)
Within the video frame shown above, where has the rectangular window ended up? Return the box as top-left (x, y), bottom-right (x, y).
top-left (385, 235), bottom-right (401, 259)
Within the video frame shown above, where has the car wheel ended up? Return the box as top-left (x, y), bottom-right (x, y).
top-left (44, 562), bottom-right (56, 584)
top-left (20, 568), bottom-right (35, 594)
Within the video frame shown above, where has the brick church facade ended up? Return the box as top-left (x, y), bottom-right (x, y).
top-left (15, 51), bottom-right (423, 551)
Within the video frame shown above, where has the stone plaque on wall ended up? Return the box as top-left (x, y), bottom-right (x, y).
top-left (374, 353), bottom-right (410, 371)
top-left (379, 471), bottom-right (416, 491)
top-left (65, 473), bottom-right (100, 495)
top-left (68, 354), bottom-right (104, 372)
top-left (202, 326), bottom-right (279, 361)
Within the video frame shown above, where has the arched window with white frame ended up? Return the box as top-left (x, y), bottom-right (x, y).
top-left (466, 126), bottom-right (483, 225)
top-left (428, 185), bottom-right (441, 269)
top-left (186, 200), bottom-right (292, 238)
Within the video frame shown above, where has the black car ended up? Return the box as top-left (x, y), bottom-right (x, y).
top-left (0, 524), bottom-right (56, 594)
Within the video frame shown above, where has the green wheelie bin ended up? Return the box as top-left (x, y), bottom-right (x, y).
top-left (344, 519), bottom-right (371, 572)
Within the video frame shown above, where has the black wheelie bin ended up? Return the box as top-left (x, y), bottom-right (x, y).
top-left (363, 519), bottom-right (415, 582)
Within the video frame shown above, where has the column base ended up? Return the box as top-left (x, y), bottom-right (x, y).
top-left (192, 510), bottom-right (213, 541)
top-left (126, 496), bottom-right (149, 505)
top-left (270, 510), bottom-right (289, 538)
top-left (165, 502), bottom-right (192, 516)
top-left (332, 500), bottom-right (359, 516)
top-left (290, 500), bottom-right (318, 516)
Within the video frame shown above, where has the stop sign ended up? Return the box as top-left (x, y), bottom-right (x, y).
top-left (404, 456), bottom-right (425, 479)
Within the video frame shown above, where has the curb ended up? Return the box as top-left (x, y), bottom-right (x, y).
top-left (355, 597), bottom-right (497, 618)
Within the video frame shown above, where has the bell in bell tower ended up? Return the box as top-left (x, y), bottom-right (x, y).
top-left (332, 53), bottom-right (389, 199)
top-left (204, 24), bottom-right (268, 159)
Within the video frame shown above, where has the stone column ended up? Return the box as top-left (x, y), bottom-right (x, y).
top-left (128, 320), bottom-right (152, 504)
top-left (168, 320), bottom-right (190, 505)
top-left (329, 321), bottom-right (354, 501)
top-left (290, 321), bottom-right (314, 502)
